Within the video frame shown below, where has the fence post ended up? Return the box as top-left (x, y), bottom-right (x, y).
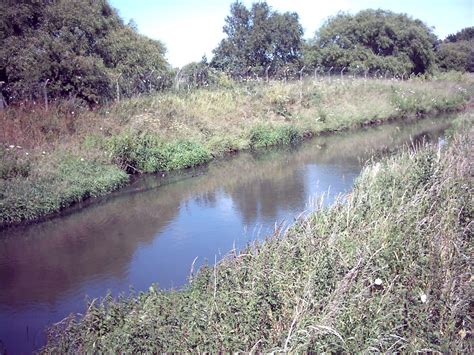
top-left (314, 67), bottom-right (320, 81)
top-left (299, 66), bottom-right (306, 81)
top-left (43, 79), bottom-right (50, 111)
top-left (284, 67), bottom-right (289, 83)
top-left (384, 70), bottom-right (389, 79)
top-left (175, 69), bottom-right (182, 91)
top-left (374, 69), bottom-right (380, 79)
top-left (364, 69), bottom-right (369, 80)
top-left (340, 67), bottom-right (346, 80)
top-left (116, 74), bottom-right (122, 102)
top-left (265, 65), bottom-right (271, 83)
top-left (0, 82), bottom-right (5, 111)
top-left (401, 72), bottom-right (406, 81)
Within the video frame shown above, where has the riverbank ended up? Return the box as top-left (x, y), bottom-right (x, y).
top-left (42, 111), bottom-right (472, 352)
top-left (1, 73), bottom-right (472, 227)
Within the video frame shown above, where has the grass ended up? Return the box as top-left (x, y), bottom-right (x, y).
top-left (0, 153), bottom-right (128, 227)
top-left (0, 74), bottom-right (472, 227)
top-left (41, 112), bottom-right (473, 353)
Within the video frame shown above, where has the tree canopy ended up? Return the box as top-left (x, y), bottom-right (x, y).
top-left (0, 0), bottom-right (172, 105)
top-left (436, 27), bottom-right (474, 72)
top-left (211, 1), bottom-right (303, 78)
top-left (305, 9), bottom-right (438, 75)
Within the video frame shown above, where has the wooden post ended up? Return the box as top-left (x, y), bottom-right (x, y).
top-left (299, 66), bottom-right (305, 81)
top-left (314, 67), bottom-right (319, 81)
top-left (43, 79), bottom-right (50, 111)
top-left (0, 82), bottom-right (5, 111)
top-left (115, 74), bottom-right (122, 102)
top-left (340, 67), bottom-right (346, 79)
top-left (175, 69), bottom-right (181, 91)
top-left (265, 65), bottom-right (271, 83)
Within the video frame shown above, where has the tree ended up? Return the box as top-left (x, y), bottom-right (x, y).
top-left (0, 0), bottom-right (172, 105)
top-left (436, 27), bottom-right (474, 72)
top-left (211, 1), bottom-right (303, 78)
top-left (305, 9), bottom-right (438, 75)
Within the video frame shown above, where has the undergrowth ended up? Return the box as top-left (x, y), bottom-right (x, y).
top-left (42, 115), bottom-right (473, 353)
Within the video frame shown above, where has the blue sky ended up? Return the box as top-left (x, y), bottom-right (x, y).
top-left (109, 0), bottom-right (474, 67)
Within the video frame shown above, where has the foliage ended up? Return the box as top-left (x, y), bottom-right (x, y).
top-left (436, 27), bottom-right (474, 72)
top-left (106, 132), bottom-right (211, 173)
top-left (0, 0), bottom-right (172, 105)
top-left (0, 146), bottom-right (31, 179)
top-left (178, 56), bottom-right (223, 90)
top-left (305, 9), bottom-right (438, 75)
top-left (211, 1), bottom-right (303, 78)
top-left (249, 124), bottom-right (302, 148)
top-left (445, 27), bottom-right (474, 43)
top-left (41, 121), bottom-right (473, 352)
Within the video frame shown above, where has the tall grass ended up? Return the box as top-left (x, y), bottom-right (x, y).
top-left (1, 75), bottom-right (472, 227)
top-left (42, 114), bottom-right (473, 353)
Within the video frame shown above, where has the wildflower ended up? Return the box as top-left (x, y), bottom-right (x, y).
top-left (420, 293), bottom-right (427, 303)
top-left (42, 151), bottom-right (46, 155)
top-left (374, 278), bottom-right (383, 286)
top-left (9, 145), bottom-right (14, 149)
top-left (25, 152), bottom-right (29, 155)
top-left (80, 158), bottom-right (84, 161)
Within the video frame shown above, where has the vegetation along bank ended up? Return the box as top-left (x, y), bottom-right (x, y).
top-left (42, 112), bottom-right (473, 352)
top-left (1, 75), bottom-right (472, 228)
top-left (1, 0), bottom-right (473, 227)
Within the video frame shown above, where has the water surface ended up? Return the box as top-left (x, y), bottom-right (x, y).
top-left (0, 116), bottom-right (452, 353)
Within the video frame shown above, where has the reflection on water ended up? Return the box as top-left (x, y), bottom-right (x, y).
top-left (0, 116), bottom-right (452, 353)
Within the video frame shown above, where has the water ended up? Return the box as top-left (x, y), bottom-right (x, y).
top-left (0, 116), bottom-right (452, 353)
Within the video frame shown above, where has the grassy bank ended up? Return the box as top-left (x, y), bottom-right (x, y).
top-left (1, 74), bottom-right (472, 227)
top-left (42, 112), bottom-right (473, 352)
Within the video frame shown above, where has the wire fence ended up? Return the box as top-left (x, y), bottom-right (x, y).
top-left (1, 66), bottom-right (425, 110)
top-left (173, 65), bottom-right (422, 92)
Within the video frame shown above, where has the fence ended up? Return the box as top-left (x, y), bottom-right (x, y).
top-left (1, 66), bottom-right (425, 109)
top-left (173, 65), bottom-right (422, 93)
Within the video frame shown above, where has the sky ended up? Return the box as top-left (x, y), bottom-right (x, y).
top-left (109, 0), bottom-right (474, 68)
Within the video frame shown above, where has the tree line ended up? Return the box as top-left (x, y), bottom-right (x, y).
top-left (1, 0), bottom-right (472, 106)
